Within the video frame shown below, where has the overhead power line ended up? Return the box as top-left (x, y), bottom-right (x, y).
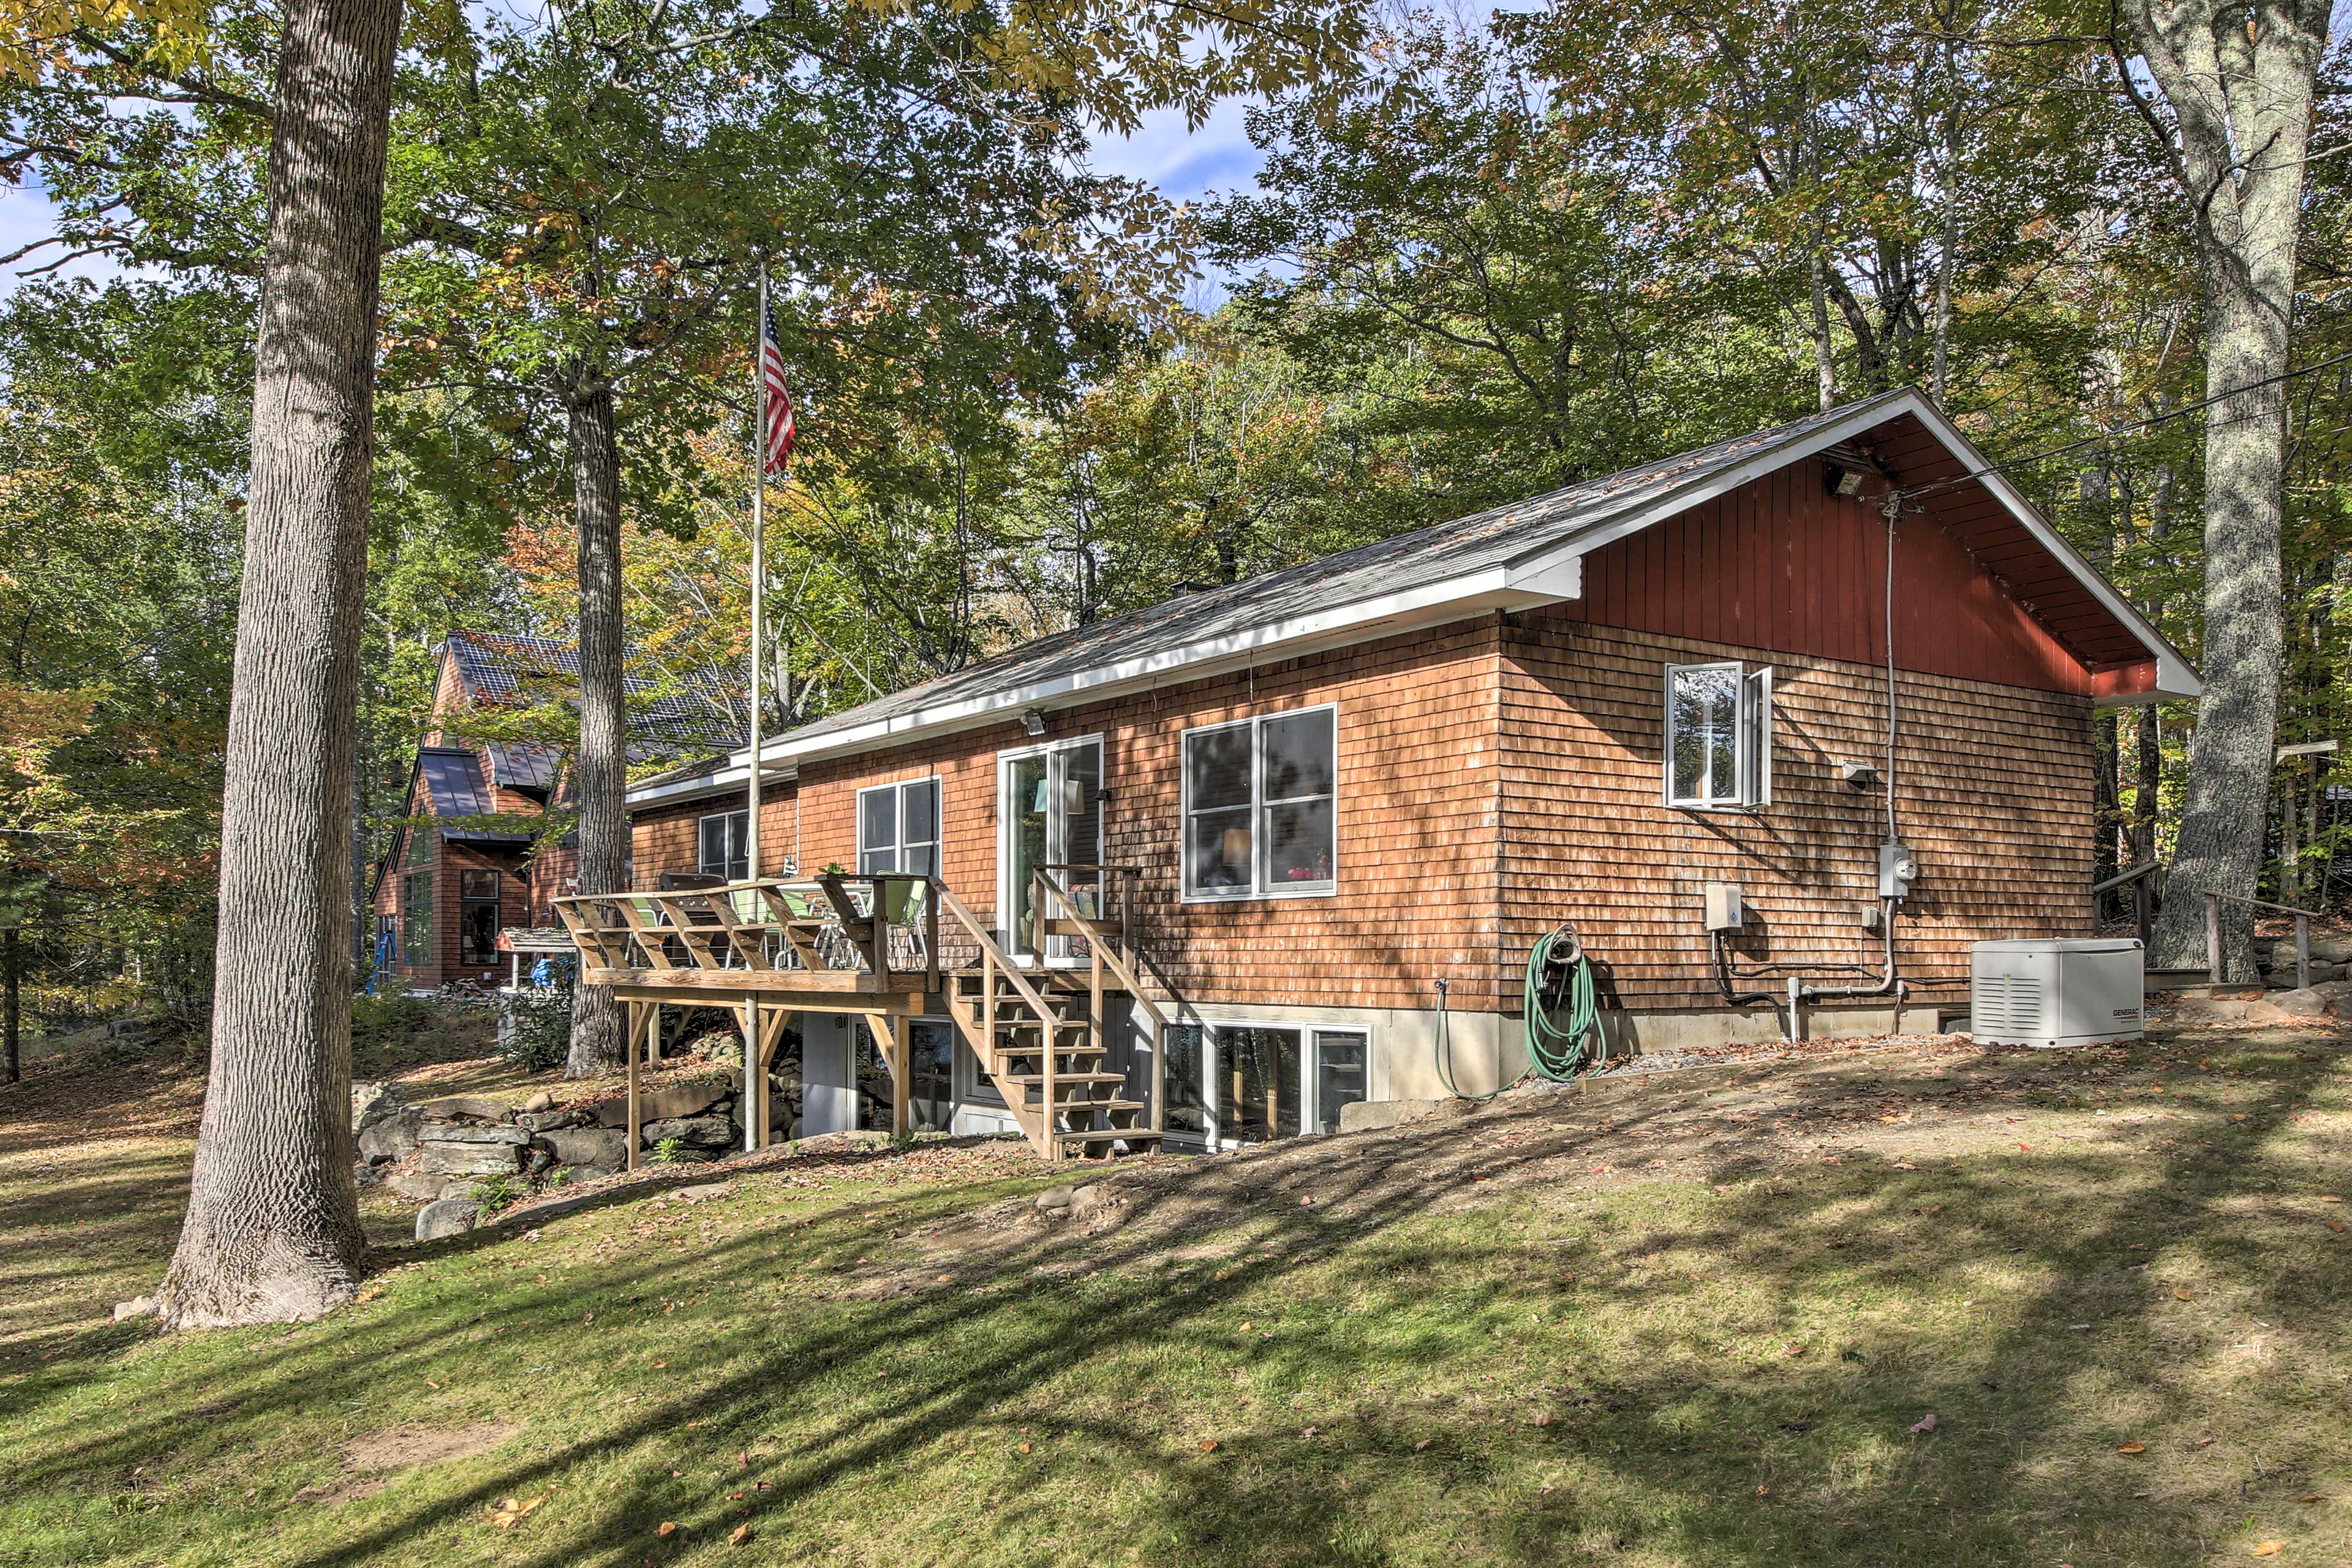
top-left (1893, 347), bottom-right (2352, 505)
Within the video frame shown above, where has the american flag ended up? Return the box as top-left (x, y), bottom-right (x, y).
top-left (760, 301), bottom-right (795, 473)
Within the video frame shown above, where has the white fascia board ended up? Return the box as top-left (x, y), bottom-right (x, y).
top-left (735, 558), bottom-right (1586, 774)
top-left (625, 763), bottom-right (794, 811)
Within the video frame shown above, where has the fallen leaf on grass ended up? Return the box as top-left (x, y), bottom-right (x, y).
top-left (2019, 1142), bottom-right (2033, 1152)
top-left (2192, 1436), bottom-right (2216, 1449)
top-left (1784, 1344), bottom-right (1807, 1357)
top-left (2328, 1221), bottom-right (2345, 1235)
top-left (1414, 1439), bottom-right (1433, 1453)
top-left (656, 1521), bottom-right (679, 1537)
top-left (728, 1524), bottom-right (750, 1546)
top-left (2251, 1544), bottom-right (2282, 1557)
top-left (1754, 1485), bottom-right (1770, 1497)
top-left (2117, 1442), bottom-right (2147, 1454)
top-left (1198, 1439), bottom-right (1219, 1454)
top-left (1017, 1443), bottom-right (1031, 1454)
top-left (1909, 1414), bottom-right (1938, 1434)
top-left (489, 1496), bottom-right (545, 1529)
top-left (2299, 1494), bottom-right (2322, 1503)
top-left (2174, 1287), bottom-right (2195, 1301)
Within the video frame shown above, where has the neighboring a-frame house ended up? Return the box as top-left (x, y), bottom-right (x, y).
top-left (368, 631), bottom-right (741, 990)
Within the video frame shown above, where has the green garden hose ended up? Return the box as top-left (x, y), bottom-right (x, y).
top-left (1433, 924), bottom-right (1605, 1101)
top-left (1523, 924), bottom-right (1605, 1080)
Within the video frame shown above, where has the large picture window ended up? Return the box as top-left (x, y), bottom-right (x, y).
top-left (1160, 1021), bottom-right (1367, 1147)
top-left (858, 778), bottom-right (940, 875)
top-left (401, 871), bottom-right (434, 966)
top-left (698, 809), bottom-right (750, 881)
top-left (1182, 706), bottom-right (1337, 900)
top-left (459, 869), bottom-right (502, 968)
top-left (1665, 662), bottom-right (1771, 810)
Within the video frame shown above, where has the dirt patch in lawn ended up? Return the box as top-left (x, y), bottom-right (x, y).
top-left (301, 1420), bottom-right (522, 1506)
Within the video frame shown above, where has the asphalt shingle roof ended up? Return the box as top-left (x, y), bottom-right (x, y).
top-left (781, 395), bottom-right (1888, 747)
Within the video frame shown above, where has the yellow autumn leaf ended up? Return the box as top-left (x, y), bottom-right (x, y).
top-left (728, 1523), bottom-right (751, 1546)
top-left (656, 1521), bottom-right (679, 1537)
top-left (2117, 1441), bottom-right (2147, 1454)
top-left (2174, 1287), bottom-right (2194, 1301)
top-left (2251, 1544), bottom-right (2282, 1557)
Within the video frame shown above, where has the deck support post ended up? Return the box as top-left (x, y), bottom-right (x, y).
top-left (625, 999), bottom-right (644, 1172)
top-left (743, 998), bottom-right (761, 1153)
top-left (868, 1012), bottom-right (908, 1139)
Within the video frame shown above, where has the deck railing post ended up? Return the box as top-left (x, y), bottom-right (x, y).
top-left (2297, 916), bottom-right (2312, 991)
top-left (2206, 892), bottom-right (2223, 987)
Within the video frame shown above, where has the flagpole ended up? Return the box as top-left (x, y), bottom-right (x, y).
top-left (747, 267), bottom-right (766, 885)
top-left (744, 265), bottom-right (767, 1155)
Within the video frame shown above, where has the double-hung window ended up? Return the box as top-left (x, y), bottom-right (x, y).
top-left (698, 809), bottom-right (750, 881)
top-left (458, 869), bottom-right (502, 967)
top-left (858, 778), bottom-right (940, 875)
top-left (1664, 662), bottom-right (1772, 810)
top-left (1182, 705), bottom-right (1338, 900)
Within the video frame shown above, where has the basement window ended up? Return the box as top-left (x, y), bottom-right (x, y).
top-left (1182, 706), bottom-right (1337, 900)
top-left (1665, 662), bottom-right (1772, 810)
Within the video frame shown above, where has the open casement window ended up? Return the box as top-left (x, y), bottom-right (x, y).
top-left (1664, 663), bottom-right (1772, 810)
top-left (698, 809), bottom-right (750, 881)
top-left (1182, 706), bottom-right (1338, 900)
top-left (857, 778), bottom-right (940, 875)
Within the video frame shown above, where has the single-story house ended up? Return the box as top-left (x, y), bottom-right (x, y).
top-left (611, 388), bottom-right (2194, 1152)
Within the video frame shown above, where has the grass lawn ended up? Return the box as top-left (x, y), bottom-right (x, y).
top-left (1, 1012), bottom-right (2348, 1567)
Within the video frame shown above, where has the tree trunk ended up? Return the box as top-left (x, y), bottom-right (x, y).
top-left (564, 358), bottom-right (627, 1077)
top-left (4, 927), bottom-right (18, 1085)
top-left (157, 0), bottom-right (400, 1327)
top-left (2130, 0), bottom-right (2328, 978)
top-left (2095, 710), bottom-right (2122, 903)
top-left (2132, 705), bottom-right (2161, 864)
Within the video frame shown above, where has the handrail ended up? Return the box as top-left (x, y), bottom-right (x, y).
top-left (1031, 869), bottom-right (1170, 1031)
top-left (2090, 860), bottom-right (2162, 895)
top-left (2203, 888), bottom-right (2324, 990)
top-left (930, 881), bottom-right (1061, 1050)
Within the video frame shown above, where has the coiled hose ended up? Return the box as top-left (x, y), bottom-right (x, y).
top-left (1433, 923), bottom-right (1605, 1101)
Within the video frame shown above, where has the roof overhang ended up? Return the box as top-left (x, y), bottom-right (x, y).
top-left (628, 763), bottom-right (799, 811)
top-left (643, 388), bottom-right (2195, 803)
top-left (679, 554), bottom-right (1582, 785)
top-left (1494, 389), bottom-right (2199, 707)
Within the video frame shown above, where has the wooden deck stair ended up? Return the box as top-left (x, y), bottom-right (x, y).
top-left (943, 968), bottom-right (1158, 1160)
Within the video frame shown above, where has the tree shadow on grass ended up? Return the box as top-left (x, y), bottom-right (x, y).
top-left (15, 1032), bottom-right (2350, 1566)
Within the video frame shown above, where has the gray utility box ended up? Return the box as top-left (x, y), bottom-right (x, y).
top-left (1970, 938), bottom-right (2145, 1048)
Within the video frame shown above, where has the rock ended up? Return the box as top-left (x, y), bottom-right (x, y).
top-left (352, 1079), bottom-right (404, 1132)
top-left (1035, 1185), bottom-right (1078, 1212)
top-left (1338, 1098), bottom-right (1447, 1134)
top-left (415, 1198), bottom-right (479, 1240)
top-left (385, 1169), bottom-right (462, 1202)
top-left (590, 1079), bottom-right (728, 1128)
top-left (642, 1114), bottom-right (737, 1150)
top-left (420, 1121), bottom-right (532, 1145)
top-left (2267, 987), bottom-right (2332, 1017)
top-left (2169, 995), bottom-right (2265, 1025)
top-left (357, 1105), bottom-right (424, 1165)
top-left (517, 1109), bottom-right (587, 1133)
top-left (421, 1141), bottom-right (524, 1176)
top-left (413, 1095), bottom-right (512, 1123)
top-left (111, 1295), bottom-right (157, 1323)
top-left (2271, 937), bottom-right (2352, 968)
top-left (671, 1182), bottom-right (734, 1202)
top-left (521, 1090), bottom-right (556, 1114)
top-left (544, 1126), bottom-right (628, 1170)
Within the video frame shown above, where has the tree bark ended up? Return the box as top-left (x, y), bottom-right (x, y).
top-left (157, 0), bottom-right (400, 1327)
top-left (2128, 0), bottom-right (2329, 978)
top-left (4, 927), bottom-right (19, 1085)
top-left (564, 358), bottom-right (628, 1077)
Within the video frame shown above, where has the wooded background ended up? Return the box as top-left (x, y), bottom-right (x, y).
top-left (2, 0), bottom-right (2346, 1043)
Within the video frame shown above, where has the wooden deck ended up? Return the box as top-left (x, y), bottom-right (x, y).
top-left (551, 868), bottom-right (1169, 1165)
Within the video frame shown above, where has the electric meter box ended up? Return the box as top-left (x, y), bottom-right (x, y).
top-left (1970, 938), bottom-right (2144, 1049)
